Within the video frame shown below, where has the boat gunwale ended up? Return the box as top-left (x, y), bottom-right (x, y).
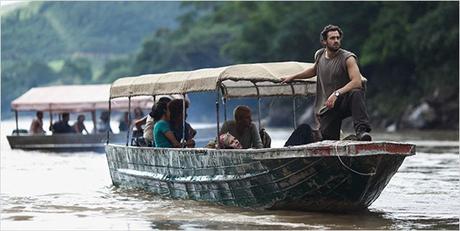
top-left (106, 140), bottom-right (415, 158)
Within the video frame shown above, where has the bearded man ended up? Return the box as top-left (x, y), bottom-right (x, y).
top-left (282, 24), bottom-right (371, 141)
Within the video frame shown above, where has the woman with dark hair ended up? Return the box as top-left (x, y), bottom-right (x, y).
top-left (137, 97), bottom-right (172, 146)
top-left (167, 99), bottom-right (196, 148)
top-left (153, 101), bottom-right (181, 148)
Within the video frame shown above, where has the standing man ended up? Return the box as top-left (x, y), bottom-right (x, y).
top-left (282, 24), bottom-right (371, 141)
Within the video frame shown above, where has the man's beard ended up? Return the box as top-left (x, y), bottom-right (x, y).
top-left (327, 42), bottom-right (340, 52)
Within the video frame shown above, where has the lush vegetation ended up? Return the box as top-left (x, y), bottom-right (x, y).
top-left (1, 1), bottom-right (183, 117)
top-left (2, 2), bottom-right (458, 129)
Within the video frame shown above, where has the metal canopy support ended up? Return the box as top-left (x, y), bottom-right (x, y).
top-left (181, 94), bottom-right (186, 147)
top-left (223, 97), bottom-right (228, 122)
top-left (215, 83), bottom-right (221, 149)
top-left (289, 83), bottom-right (297, 129)
top-left (219, 85), bottom-right (229, 122)
top-left (126, 96), bottom-right (131, 146)
top-left (91, 111), bottom-right (97, 134)
top-left (49, 105), bottom-right (53, 133)
top-left (107, 99), bottom-right (112, 144)
top-left (14, 110), bottom-right (19, 136)
top-left (252, 82), bottom-right (262, 130)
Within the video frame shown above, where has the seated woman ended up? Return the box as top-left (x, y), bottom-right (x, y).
top-left (153, 102), bottom-right (181, 148)
top-left (220, 105), bottom-right (263, 149)
top-left (167, 99), bottom-right (196, 148)
top-left (73, 114), bottom-right (89, 134)
top-left (137, 97), bottom-right (172, 146)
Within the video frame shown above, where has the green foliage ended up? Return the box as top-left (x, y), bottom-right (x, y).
top-left (2, 1), bottom-right (458, 127)
top-left (1, 1), bottom-right (183, 118)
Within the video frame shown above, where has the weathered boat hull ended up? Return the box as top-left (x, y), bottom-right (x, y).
top-left (7, 133), bottom-right (126, 152)
top-left (105, 141), bottom-right (415, 212)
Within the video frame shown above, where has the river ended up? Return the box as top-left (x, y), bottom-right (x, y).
top-left (1, 119), bottom-right (459, 230)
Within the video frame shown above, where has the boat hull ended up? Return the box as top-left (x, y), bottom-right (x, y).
top-left (105, 141), bottom-right (415, 212)
top-left (7, 133), bottom-right (126, 152)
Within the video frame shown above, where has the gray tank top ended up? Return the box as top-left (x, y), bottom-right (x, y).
top-left (314, 48), bottom-right (357, 114)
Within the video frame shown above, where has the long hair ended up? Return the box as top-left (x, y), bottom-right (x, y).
top-left (168, 99), bottom-right (189, 123)
top-left (151, 102), bottom-right (168, 121)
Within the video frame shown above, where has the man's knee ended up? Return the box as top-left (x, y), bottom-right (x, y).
top-left (349, 88), bottom-right (364, 95)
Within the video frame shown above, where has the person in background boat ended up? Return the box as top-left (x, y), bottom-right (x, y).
top-left (29, 111), bottom-right (46, 135)
top-left (51, 112), bottom-right (74, 134)
top-left (73, 114), bottom-right (89, 134)
top-left (153, 102), bottom-right (181, 148)
top-left (118, 112), bottom-right (130, 132)
top-left (168, 99), bottom-right (196, 148)
top-left (135, 97), bottom-right (172, 146)
top-left (220, 105), bottom-right (263, 149)
top-left (96, 110), bottom-right (112, 133)
top-left (281, 24), bottom-right (372, 141)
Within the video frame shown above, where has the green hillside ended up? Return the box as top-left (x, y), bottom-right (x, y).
top-left (1, 1), bottom-right (184, 118)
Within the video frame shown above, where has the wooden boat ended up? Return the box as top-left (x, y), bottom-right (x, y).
top-left (6, 84), bottom-right (151, 152)
top-left (105, 62), bottom-right (415, 211)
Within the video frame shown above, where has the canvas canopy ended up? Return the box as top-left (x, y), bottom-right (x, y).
top-left (110, 62), bottom-right (319, 99)
top-left (11, 84), bottom-right (154, 112)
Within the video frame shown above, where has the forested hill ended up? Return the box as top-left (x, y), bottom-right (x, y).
top-left (2, 2), bottom-right (458, 130)
top-left (1, 1), bottom-right (183, 118)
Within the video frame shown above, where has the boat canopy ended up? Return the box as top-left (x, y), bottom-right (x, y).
top-left (11, 84), bottom-right (154, 112)
top-left (110, 62), bottom-right (319, 99)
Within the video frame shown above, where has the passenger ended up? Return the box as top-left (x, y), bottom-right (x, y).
top-left (29, 111), bottom-right (46, 135)
top-left (168, 99), bottom-right (196, 148)
top-left (132, 107), bottom-right (144, 135)
top-left (96, 111), bottom-right (112, 133)
top-left (51, 112), bottom-right (74, 134)
top-left (153, 102), bottom-right (181, 148)
top-left (118, 112), bottom-right (130, 132)
top-left (138, 97), bottom-right (172, 146)
top-left (219, 132), bottom-right (243, 149)
top-left (284, 124), bottom-right (322, 147)
top-left (220, 105), bottom-right (263, 149)
top-left (73, 114), bottom-right (89, 134)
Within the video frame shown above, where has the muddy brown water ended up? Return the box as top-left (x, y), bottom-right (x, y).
top-left (1, 120), bottom-right (459, 230)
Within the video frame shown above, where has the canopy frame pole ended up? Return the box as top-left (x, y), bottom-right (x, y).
top-left (49, 105), bottom-right (53, 133)
top-left (153, 95), bottom-right (156, 104)
top-left (14, 110), bottom-right (19, 136)
top-left (251, 82), bottom-right (262, 130)
top-left (107, 99), bottom-right (112, 144)
top-left (126, 96), bottom-right (131, 146)
top-left (289, 83), bottom-right (297, 129)
top-left (91, 110), bottom-right (97, 134)
top-left (215, 82), bottom-right (221, 149)
top-left (221, 85), bottom-right (228, 122)
top-left (181, 94), bottom-right (186, 147)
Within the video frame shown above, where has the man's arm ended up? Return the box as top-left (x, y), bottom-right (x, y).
top-left (337, 56), bottom-right (362, 94)
top-left (324, 56), bottom-right (363, 108)
top-left (280, 64), bottom-right (317, 83)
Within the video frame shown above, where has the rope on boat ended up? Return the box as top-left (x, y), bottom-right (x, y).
top-left (334, 144), bottom-right (376, 176)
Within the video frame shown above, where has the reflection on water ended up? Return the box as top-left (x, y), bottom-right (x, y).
top-left (1, 120), bottom-right (459, 230)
